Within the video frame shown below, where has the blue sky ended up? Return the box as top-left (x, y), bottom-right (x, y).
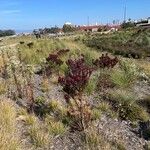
top-left (0, 0), bottom-right (149, 30)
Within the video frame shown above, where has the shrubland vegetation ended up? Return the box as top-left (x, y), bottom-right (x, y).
top-left (0, 29), bottom-right (15, 37)
top-left (0, 27), bottom-right (150, 149)
top-left (83, 28), bottom-right (150, 59)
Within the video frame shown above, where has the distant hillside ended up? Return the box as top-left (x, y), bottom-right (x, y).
top-left (83, 28), bottom-right (150, 58)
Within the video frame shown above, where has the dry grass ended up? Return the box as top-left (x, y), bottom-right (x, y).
top-left (41, 77), bottom-right (50, 92)
top-left (18, 108), bottom-right (52, 148)
top-left (44, 115), bottom-right (67, 136)
top-left (84, 126), bottom-right (113, 150)
top-left (0, 34), bottom-right (150, 149)
top-left (0, 100), bottom-right (21, 150)
top-left (28, 124), bottom-right (51, 148)
top-left (0, 80), bottom-right (7, 95)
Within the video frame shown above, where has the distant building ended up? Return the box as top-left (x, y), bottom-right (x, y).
top-left (77, 24), bottom-right (120, 32)
top-left (65, 22), bottom-right (72, 25)
top-left (136, 17), bottom-right (150, 28)
top-left (78, 25), bottom-right (101, 32)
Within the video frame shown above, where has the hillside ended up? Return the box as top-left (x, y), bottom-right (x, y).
top-left (0, 30), bottom-right (150, 150)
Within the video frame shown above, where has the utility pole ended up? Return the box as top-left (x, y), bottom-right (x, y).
top-left (87, 16), bottom-right (89, 26)
top-left (123, 0), bottom-right (127, 23)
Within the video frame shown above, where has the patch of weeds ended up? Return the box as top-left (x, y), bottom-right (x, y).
top-left (111, 60), bottom-right (139, 88)
top-left (28, 124), bottom-right (50, 148)
top-left (85, 71), bottom-right (99, 95)
top-left (0, 100), bottom-right (21, 150)
top-left (45, 115), bottom-right (67, 136)
top-left (0, 81), bottom-right (6, 95)
top-left (111, 141), bottom-right (126, 150)
top-left (41, 77), bottom-right (50, 92)
top-left (91, 108), bottom-right (101, 120)
top-left (97, 102), bottom-right (110, 112)
top-left (33, 96), bottom-right (50, 117)
top-left (84, 126), bottom-right (112, 150)
top-left (24, 114), bottom-right (37, 126)
top-left (109, 89), bottom-right (149, 122)
top-left (97, 70), bottom-right (115, 92)
top-left (48, 100), bottom-right (61, 112)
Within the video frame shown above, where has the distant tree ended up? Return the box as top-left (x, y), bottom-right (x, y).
top-left (47, 26), bottom-right (60, 34)
top-left (0, 30), bottom-right (15, 37)
top-left (98, 26), bottom-right (109, 32)
top-left (121, 20), bottom-right (135, 29)
top-left (62, 24), bottom-right (76, 33)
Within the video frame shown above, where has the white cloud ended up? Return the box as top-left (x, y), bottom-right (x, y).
top-left (0, 10), bottom-right (21, 14)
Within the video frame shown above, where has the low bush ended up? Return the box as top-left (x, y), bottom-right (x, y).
top-left (58, 55), bottom-right (93, 131)
top-left (93, 53), bottom-right (119, 69)
top-left (109, 90), bottom-right (149, 122)
top-left (111, 60), bottom-right (139, 88)
top-left (28, 125), bottom-right (50, 148)
top-left (45, 116), bottom-right (67, 136)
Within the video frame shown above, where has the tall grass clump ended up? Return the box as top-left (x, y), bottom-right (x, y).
top-left (84, 127), bottom-right (112, 150)
top-left (111, 60), bottom-right (139, 88)
top-left (0, 100), bottom-right (21, 150)
top-left (85, 71), bottom-right (99, 95)
top-left (109, 89), bottom-right (149, 122)
top-left (28, 124), bottom-right (50, 148)
top-left (44, 115), bottom-right (67, 136)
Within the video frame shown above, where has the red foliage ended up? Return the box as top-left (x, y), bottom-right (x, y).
top-left (93, 53), bottom-right (119, 69)
top-left (58, 55), bottom-right (93, 99)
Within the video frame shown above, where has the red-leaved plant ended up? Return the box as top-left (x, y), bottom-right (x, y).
top-left (93, 53), bottom-right (118, 69)
top-left (58, 55), bottom-right (93, 131)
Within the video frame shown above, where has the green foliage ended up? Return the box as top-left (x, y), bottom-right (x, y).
top-left (62, 24), bottom-right (76, 33)
top-left (28, 125), bottom-right (50, 148)
top-left (121, 21), bottom-right (135, 29)
top-left (111, 60), bottom-right (139, 88)
top-left (97, 102), bottom-right (111, 112)
top-left (43, 26), bottom-right (60, 34)
top-left (109, 90), bottom-right (149, 122)
top-left (91, 108), bottom-right (101, 120)
top-left (85, 72), bottom-right (99, 95)
top-left (59, 63), bottom-right (68, 75)
top-left (84, 127), bottom-right (112, 150)
top-left (45, 116), bottom-right (66, 136)
top-left (83, 28), bottom-right (150, 58)
top-left (0, 30), bottom-right (15, 37)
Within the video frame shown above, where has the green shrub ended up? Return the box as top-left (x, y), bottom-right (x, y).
top-left (109, 90), bottom-right (149, 121)
top-left (91, 108), bottom-right (101, 120)
top-left (84, 127), bottom-right (112, 150)
top-left (85, 72), bottom-right (99, 95)
top-left (111, 60), bottom-right (139, 88)
top-left (45, 116), bottom-right (67, 136)
top-left (28, 125), bottom-right (50, 148)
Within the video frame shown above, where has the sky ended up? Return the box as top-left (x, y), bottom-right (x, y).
top-left (0, 0), bottom-right (149, 30)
